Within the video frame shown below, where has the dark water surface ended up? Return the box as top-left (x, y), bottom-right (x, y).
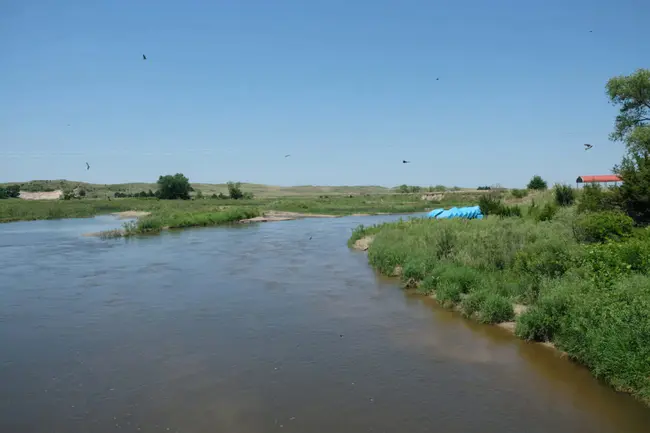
top-left (1, 215), bottom-right (649, 433)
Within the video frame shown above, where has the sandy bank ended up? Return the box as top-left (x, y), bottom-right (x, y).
top-left (19, 190), bottom-right (63, 200)
top-left (111, 211), bottom-right (152, 219)
top-left (352, 236), bottom-right (374, 251)
top-left (238, 210), bottom-right (337, 224)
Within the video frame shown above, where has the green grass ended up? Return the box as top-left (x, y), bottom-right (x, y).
top-left (0, 190), bottom-right (489, 224)
top-left (100, 207), bottom-right (261, 237)
top-left (351, 201), bottom-right (650, 406)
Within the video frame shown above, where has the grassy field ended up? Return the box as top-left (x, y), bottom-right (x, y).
top-left (1, 179), bottom-right (395, 198)
top-left (0, 179), bottom-right (492, 199)
top-left (350, 189), bottom-right (650, 406)
top-left (0, 190), bottom-right (495, 223)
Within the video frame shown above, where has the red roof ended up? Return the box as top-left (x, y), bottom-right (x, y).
top-left (576, 175), bottom-right (621, 183)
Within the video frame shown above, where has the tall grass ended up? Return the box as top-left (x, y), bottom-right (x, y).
top-left (352, 201), bottom-right (650, 405)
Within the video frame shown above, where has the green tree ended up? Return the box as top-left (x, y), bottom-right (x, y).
top-left (607, 68), bottom-right (650, 224)
top-left (0, 187), bottom-right (7, 199)
top-left (397, 184), bottom-right (410, 194)
top-left (527, 175), bottom-right (548, 190)
top-left (227, 181), bottom-right (244, 200)
top-left (157, 173), bottom-right (193, 200)
top-left (4, 184), bottom-right (21, 198)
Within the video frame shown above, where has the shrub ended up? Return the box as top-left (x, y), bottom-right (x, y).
top-left (418, 274), bottom-right (438, 295)
top-left (510, 188), bottom-right (528, 199)
top-left (515, 288), bottom-right (571, 341)
top-left (535, 203), bottom-right (558, 222)
top-left (496, 204), bottom-right (522, 218)
top-left (437, 264), bottom-right (480, 293)
top-left (478, 194), bottom-right (502, 217)
top-left (434, 226), bottom-right (456, 259)
top-left (573, 211), bottom-right (634, 243)
top-left (227, 181), bottom-right (244, 200)
top-left (554, 274), bottom-right (650, 402)
top-left (460, 290), bottom-right (487, 318)
top-left (479, 293), bottom-right (515, 324)
top-left (554, 184), bottom-right (575, 206)
top-left (527, 175), bottom-right (548, 190)
top-left (577, 184), bottom-right (619, 213)
top-left (435, 281), bottom-right (463, 307)
top-left (514, 238), bottom-right (575, 279)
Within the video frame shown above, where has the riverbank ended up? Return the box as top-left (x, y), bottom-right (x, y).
top-left (0, 191), bottom-right (492, 223)
top-left (349, 207), bottom-right (650, 406)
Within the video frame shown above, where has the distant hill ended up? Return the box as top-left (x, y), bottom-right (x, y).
top-left (1, 180), bottom-right (393, 198)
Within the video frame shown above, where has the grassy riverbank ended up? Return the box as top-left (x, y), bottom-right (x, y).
top-left (99, 207), bottom-right (262, 238)
top-left (350, 194), bottom-right (650, 405)
top-left (0, 191), bottom-right (489, 223)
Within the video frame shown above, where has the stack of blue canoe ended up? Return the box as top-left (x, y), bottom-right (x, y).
top-left (426, 205), bottom-right (483, 220)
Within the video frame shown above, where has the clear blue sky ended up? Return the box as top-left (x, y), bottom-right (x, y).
top-left (1, 0), bottom-right (647, 187)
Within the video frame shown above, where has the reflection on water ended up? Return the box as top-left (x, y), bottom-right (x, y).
top-left (1, 214), bottom-right (649, 433)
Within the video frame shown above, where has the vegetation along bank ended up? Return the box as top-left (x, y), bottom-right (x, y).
top-left (349, 69), bottom-right (650, 406)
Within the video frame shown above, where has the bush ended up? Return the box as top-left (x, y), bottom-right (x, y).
top-left (577, 184), bottom-right (619, 213)
top-left (573, 211), bottom-right (634, 243)
top-left (478, 293), bottom-right (514, 324)
top-left (437, 264), bottom-right (480, 293)
top-left (554, 184), bottom-right (575, 206)
top-left (554, 275), bottom-right (650, 402)
top-left (510, 188), bottom-right (528, 199)
top-left (514, 238), bottom-right (574, 280)
top-left (460, 290), bottom-right (487, 318)
top-left (157, 173), bottom-right (192, 200)
top-left (515, 288), bottom-right (571, 341)
top-left (496, 204), bottom-right (522, 218)
top-left (527, 175), bottom-right (548, 191)
top-left (535, 203), bottom-right (558, 222)
top-left (227, 182), bottom-right (245, 199)
top-left (435, 281), bottom-right (463, 307)
top-left (478, 194), bottom-right (502, 217)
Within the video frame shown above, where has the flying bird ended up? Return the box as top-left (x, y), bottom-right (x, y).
top-left (584, 143), bottom-right (593, 150)
top-left (402, 160), bottom-right (411, 164)
top-left (86, 162), bottom-right (90, 170)
top-left (142, 54), bottom-right (147, 60)
top-left (436, 77), bottom-right (439, 81)
top-left (285, 154), bottom-right (291, 158)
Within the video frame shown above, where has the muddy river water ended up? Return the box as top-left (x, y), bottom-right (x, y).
top-left (1, 214), bottom-right (649, 433)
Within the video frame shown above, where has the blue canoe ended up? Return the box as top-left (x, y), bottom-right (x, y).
top-left (427, 205), bottom-right (483, 220)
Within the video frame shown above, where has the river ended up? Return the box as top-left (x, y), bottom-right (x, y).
top-left (1, 214), bottom-right (649, 433)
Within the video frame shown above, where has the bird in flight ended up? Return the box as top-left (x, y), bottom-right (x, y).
top-left (284, 154), bottom-right (291, 158)
top-left (86, 162), bottom-right (90, 170)
top-left (584, 143), bottom-right (593, 151)
top-left (436, 77), bottom-right (439, 81)
top-left (402, 160), bottom-right (411, 164)
top-left (142, 54), bottom-right (147, 60)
